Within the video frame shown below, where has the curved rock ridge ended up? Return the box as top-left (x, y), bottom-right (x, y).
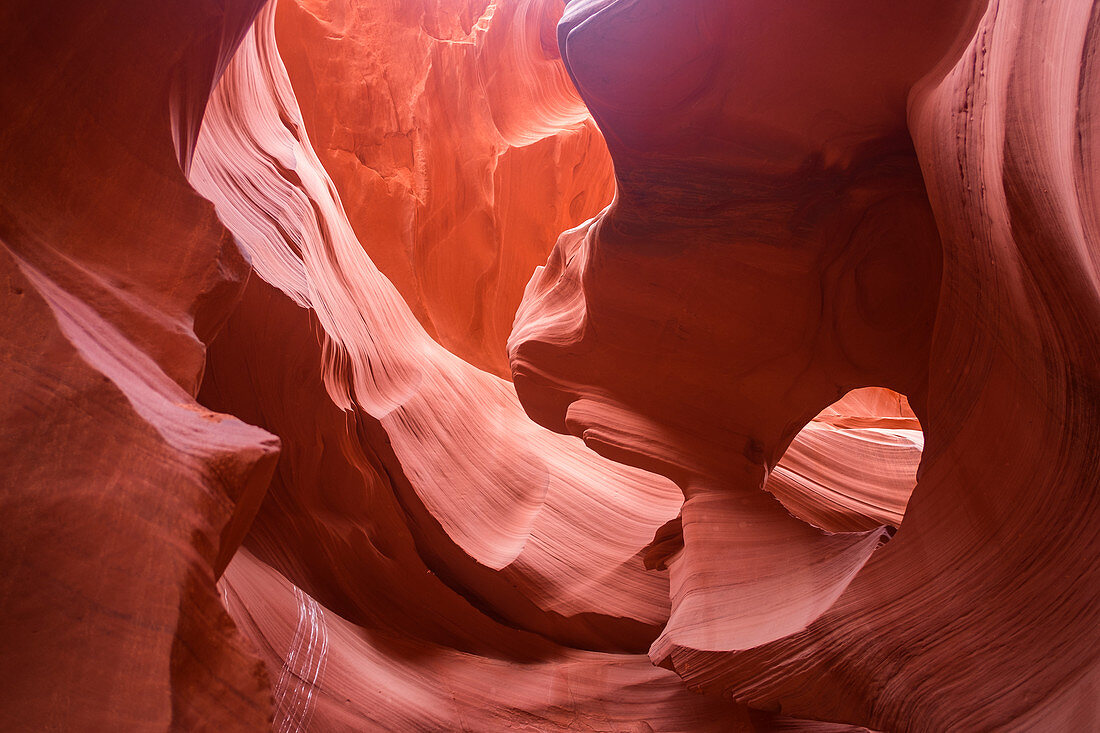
top-left (220, 548), bottom-right (750, 732)
top-left (766, 388), bottom-right (921, 534)
top-left (510, 0), bottom-right (1100, 730)
top-left (274, 0), bottom-right (615, 377)
top-left (223, 547), bottom-right (882, 732)
top-left (191, 2), bottom-right (915, 729)
top-left (191, 3), bottom-right (681, 647)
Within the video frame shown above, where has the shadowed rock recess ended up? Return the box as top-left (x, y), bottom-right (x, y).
top-left (1, 0), bottom-right (1097, 730)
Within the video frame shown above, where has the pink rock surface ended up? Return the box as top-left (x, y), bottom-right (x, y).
top-left (190, 3), bottom-right (901, 728)
top-left (2, 0), bottom-right (1097, 730)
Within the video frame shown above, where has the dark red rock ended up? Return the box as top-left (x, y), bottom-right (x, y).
top-left (0, 0), bottom-right (278, 729)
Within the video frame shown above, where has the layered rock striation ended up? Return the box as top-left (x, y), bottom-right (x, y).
top-left (511, 0), bottom-right (1100, 730)
top-left (1, 0), bottom-right (1097, 731)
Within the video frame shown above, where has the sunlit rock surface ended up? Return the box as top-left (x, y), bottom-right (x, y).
top-left (274, 0), bottom-right (615, 377)
top-left (1, 0), bottom-right (1097, 731)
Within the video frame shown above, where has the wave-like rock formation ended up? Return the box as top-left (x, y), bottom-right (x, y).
top-left (1, 0), bottom-right (1096, 730)
top-left (511, 0), bottom-right (1100, 730)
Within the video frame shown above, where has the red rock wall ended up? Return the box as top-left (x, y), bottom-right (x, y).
top-left (2, 0), bottom-right (1097, 730)
top-left (0, 1), bottom-right (278, 729)
top-left (511, 0), bottom-right (1100, 730)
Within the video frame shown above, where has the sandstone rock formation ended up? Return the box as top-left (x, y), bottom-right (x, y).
top-left (273, 0), bottom-right (615, 377)
top-left (1, 0), bottom-right (1097, 731)
top-left (511, 0), bottom-right (1100, 730)
top-left (0, 1), bottom-right (277, 729)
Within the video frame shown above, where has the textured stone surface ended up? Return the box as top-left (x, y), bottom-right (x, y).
top-left (274, 0), bottom-right (614, 376)
top-left (511, 0), bottom-right (1100, 730)
top-left (3, 0), bottom-right (1098, 730)
top-left (0, 1), bottom-right (278, 729)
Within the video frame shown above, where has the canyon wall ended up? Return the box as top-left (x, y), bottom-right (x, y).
top-left (511, 0), bottom-right (1100, 730)
top-left (1, 0), bottom-right (1097, 731)
top-left (0, 1), bottom-right (277, 729)
top-left (273, 0), bottom-right (615, 376)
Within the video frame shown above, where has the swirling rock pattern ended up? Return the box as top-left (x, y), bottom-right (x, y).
top-left (512, 0), bottom-right (1100, 730)
top-left (1, 0), bottom-right (1097, 731)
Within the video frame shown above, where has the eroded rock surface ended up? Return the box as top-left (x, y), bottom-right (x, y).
top-left (2, 0), bottom-right (1097, 731)
top-left (274, 0), bottom-right (615, 376)
top-left (511, 0), bottom-right (1100, 730)
top-left (0, 1), bottom-right (278, 729)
